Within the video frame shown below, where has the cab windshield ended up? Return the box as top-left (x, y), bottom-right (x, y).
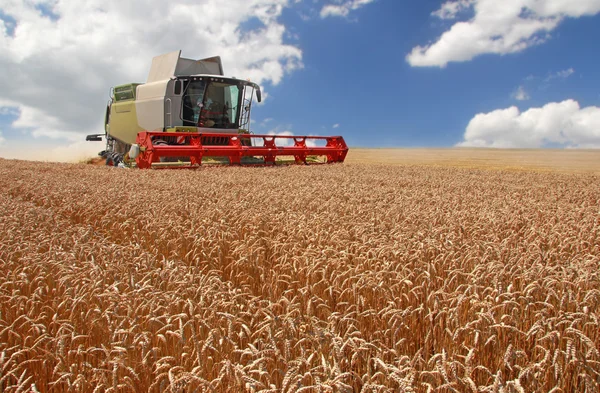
top-left (182, 79), bottom-right (241, 129)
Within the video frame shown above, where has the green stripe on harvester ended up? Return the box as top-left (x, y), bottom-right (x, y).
top-left (113, 83), bottom-right (142, 102)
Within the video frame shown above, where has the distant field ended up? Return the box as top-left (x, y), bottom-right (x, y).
top-left (0, 158), bottom-right (598, 392)
top-left (346, 148), bottom-right (600, 173)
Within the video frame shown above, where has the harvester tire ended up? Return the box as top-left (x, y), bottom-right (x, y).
top-left (105, 152), bottom-right (124, 167)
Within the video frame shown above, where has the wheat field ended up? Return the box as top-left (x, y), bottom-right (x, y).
top-left (0, 152), bottom-right (598, 392)
top-left (346, 148), bottom-right (600, 174)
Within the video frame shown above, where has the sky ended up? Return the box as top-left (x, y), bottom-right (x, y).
top-left (0, 0), bottom-right (599, 162)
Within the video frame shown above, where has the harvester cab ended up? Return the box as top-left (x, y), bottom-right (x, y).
top-left (179, 76), bottom-right (260, 131)
top-left (87, 50), bottom-right (348, 168)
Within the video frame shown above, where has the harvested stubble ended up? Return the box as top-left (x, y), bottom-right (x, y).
top-left (0, 159), bottom-right (599, 393)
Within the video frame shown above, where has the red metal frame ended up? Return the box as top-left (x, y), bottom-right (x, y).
top-left (135, 132), bottom-right (349, 169)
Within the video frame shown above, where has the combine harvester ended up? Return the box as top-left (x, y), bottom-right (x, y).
top-left (87, 51), bottom-right (348, 168)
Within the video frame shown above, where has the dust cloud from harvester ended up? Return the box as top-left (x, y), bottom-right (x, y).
top-left (0, 158), bottom-right (598, 392)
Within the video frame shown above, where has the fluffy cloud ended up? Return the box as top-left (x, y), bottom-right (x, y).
top-left (512, 86), bottom-right (530, 101)
top-left (0, 131), bottom-right (5, 147)
top-left (320, 0), bottom-right (376, 18)
top-left (457, 99), bottom-right (600, 148)
top-left (263, 127), bottom-right (321, 147)
top-left (432, 0), bottom-right (475, 20)
top-left (261, 129), bottom-right (294, 146)
top-left (0, 0), bottom-right (303, 156)
top-left (407, 0), bottom-right (600, 67)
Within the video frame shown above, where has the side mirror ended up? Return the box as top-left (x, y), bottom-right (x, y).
top-left (256, 87), bottom-right (262, 103)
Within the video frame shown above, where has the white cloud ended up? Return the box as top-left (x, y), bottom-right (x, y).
top-left (265, 129), bottom-right (295, 146)
top-left (510, 67), bottom-right (575, 101)
top-left (0, 131), bottom-right (5, 147)
top-left (0, 0), bottom-right (303, 155)
top-left (320, 0), bottom-right (376, 18)
top-left (333, 123), bottom-right (340, 128)
top-left (407, 0), bottom-right (600, 67)
top-left (259, 117), bottom-right (275, 127)
top-left (544, 67), bottom-right (575, 81)
top-left (264, 127), bottom-right (320, 147)
top-left (268, 130), bottom-right (294, 137)
top-left (432, 0), bottom-right (475, 19)
top-left (512, 86), bottom-right (530, 101)
top-left (457, 99), bottom-right (600, 148)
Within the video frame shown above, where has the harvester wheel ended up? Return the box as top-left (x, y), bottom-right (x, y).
top-left (106, 153), bottom-right (122, 166)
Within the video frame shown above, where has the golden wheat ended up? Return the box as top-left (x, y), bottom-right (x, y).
top-left (0, 158), bottom-right (598, 393)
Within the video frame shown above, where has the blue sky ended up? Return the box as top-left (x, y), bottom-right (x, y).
top-left (253, 1), bottom-right (600, 147)
top-left (1, 0), bottom-right (599, 161)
